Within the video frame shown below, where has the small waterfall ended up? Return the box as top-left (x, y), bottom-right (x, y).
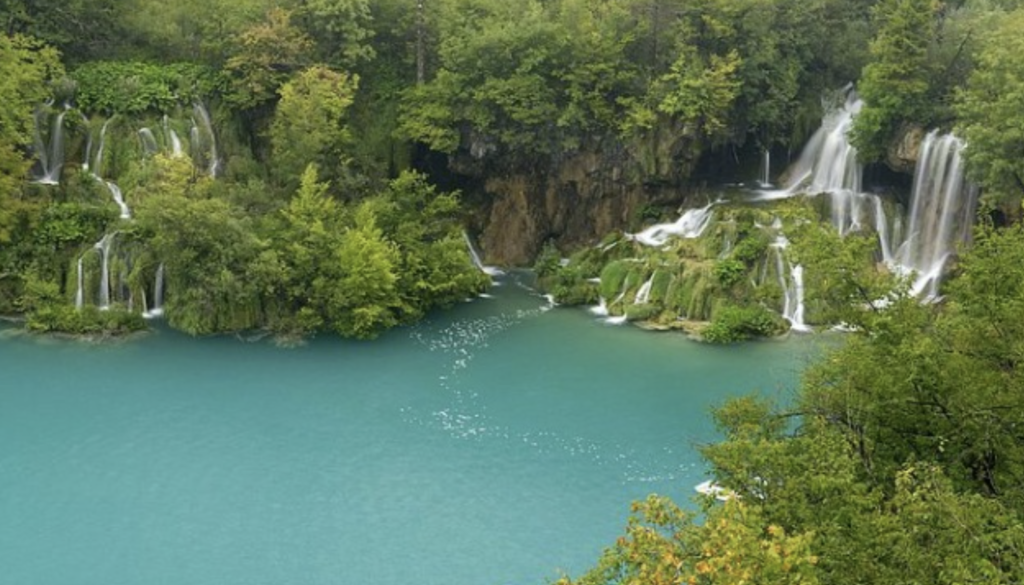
top-left (462, 231), bottom-right (504, 277)
top-left (893, 131), bottom-right (978, 298)
top-left (193, 103), bottom-right (220, 177)
top-left (169, 130), bottom-right (183, 157)
top-left (761, 148), bottom-right (770, 185)
top-left (104, 181), bottom-right (131, 219)
top-left (154, 263), bottom-right (165, 310)
top-left (164, 115), bottom-right (184, 158)
top-left (92, 119), bottom-right (112, 175)
top-left (75, 256), bottom-right (85, 310)
top-left (629, 202), bottom-right (715, 247)
top-left (33, 104), bottom-right (68, 184)
top-left (138, 128), bottom-right (159, 155)
top-left (589, 297), bottom-right (609, 316)
top-left (80, 114), bottom-right (93, 171)
top-left (144, 263), bottom-right (165, 319)
top-left (95, 233), bottom-right (116, 310)
top-left (633, 274), bottom-right (654, 304)
top-left (771, 234), bottom-right (810, 331)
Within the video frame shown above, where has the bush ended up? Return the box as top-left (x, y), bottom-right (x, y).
top-left (27, 304), bottom-right (147, 336)
top-left (714, 258), bottom-right (747, 288)
top-left (703, 304), bottom-right (786, 344)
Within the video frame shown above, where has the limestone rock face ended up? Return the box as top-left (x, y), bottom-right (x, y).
top-left (461, 124), bottom-right (703, 266)
top-left (887, 124), bottom-right (925, 174)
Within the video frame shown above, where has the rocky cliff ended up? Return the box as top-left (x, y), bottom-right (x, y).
top-left (457, 123), bottom-right (705, 266)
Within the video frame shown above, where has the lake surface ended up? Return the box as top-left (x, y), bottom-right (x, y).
top-left (0, 273), bottom-right (821, 585)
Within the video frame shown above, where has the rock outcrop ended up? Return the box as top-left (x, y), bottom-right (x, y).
top-left (457, 122), bottom-right (705, 266)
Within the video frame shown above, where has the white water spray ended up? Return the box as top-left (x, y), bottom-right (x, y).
top-left (629, 202), bottom-right (715, 247)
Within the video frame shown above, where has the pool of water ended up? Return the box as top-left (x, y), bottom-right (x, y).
top-left (0, 273), bottom-right (821, 585)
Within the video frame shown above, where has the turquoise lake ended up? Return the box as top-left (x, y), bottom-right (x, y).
top-left (0, 273), bottom-right (822, 585)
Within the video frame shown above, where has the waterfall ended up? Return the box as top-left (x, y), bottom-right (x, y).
top-left (138, 128), bottom-right (159, 155)
top-left (33, 104), bottom-right (68, 184)
top-left (589, 297), bottom-right (609, 316)
top-left (193, 103), bottom-right (220, 177)
top-left (893, 131), bottom-right (978, 298)
top-left (92, 119), bottom-right (112, 175)
top-left (873, 196), bottom-right (897, 264)
top-left (164, 115), bottom-right (184, 158)
top-left (104, 181), bottom-right (131, 219)
top-left (95, 233), bottom-right (116, 310)
top-left (629, 202), bottom-right (715, 247)
top-left (633, 274), bottom-right (655, 304)
top-left (784, 90), bottom-right (863, 195)
top-left (771, 234), bottom-right (810, 331)
top-left (760, 149), bottom-right (771, 186)
top-left (143, 263), bottom-right (165, 319)
top-left (154, 263), bottom-right (165, 311)
top-left (462, 231), bottom-right (504, 277)
top-left (169, 130), bottom-right (183, 157)
top-left (81, 114), bottom-right (93, 171)
top-left (75, 257), bottom-right (85, 310)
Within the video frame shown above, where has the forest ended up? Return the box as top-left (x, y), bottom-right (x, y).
top-left (3, 0), bottom-right (1024, 582)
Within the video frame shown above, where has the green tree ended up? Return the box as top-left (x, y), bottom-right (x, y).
top-left (955, 8), bottom-right (1024, 204)
top-left (295, 0), bottom-right (375, 69)
top-left (223, 7), bottom-right (313, 111)
top-left (852, 0), bottom-right (938, 162)
top-left (269, 65), bottom-right (358, 188)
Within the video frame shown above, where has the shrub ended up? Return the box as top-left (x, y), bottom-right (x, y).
top-left (703, 304), bottom-right (786, 343)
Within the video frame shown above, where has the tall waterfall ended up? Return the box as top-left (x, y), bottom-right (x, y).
top-left (95, 233), bottom-right (116, 310)
top-left (75, 257), bottom-right (85, 310)
top-left (629, 202), bottom-right (715, 247)
top-left (193, 103), bottom-right (220, 177)
top-left (33, 104), bottom-right (68, 184)
top-left (893, 131), bottom-right (977, 298)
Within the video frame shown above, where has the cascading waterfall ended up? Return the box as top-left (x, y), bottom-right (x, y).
top-left (33, 103), bottom-right (68, 184)
top-left (629, 202), bottom-right (715, 247)
top-left (784, 89), bottom-right (863, 195)
top-left (95, 233), bottom-right (116, 310)
top-left (770, 234), bottom-right (809, 331)
top-left (893, 131), bottom-right (978, 298)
